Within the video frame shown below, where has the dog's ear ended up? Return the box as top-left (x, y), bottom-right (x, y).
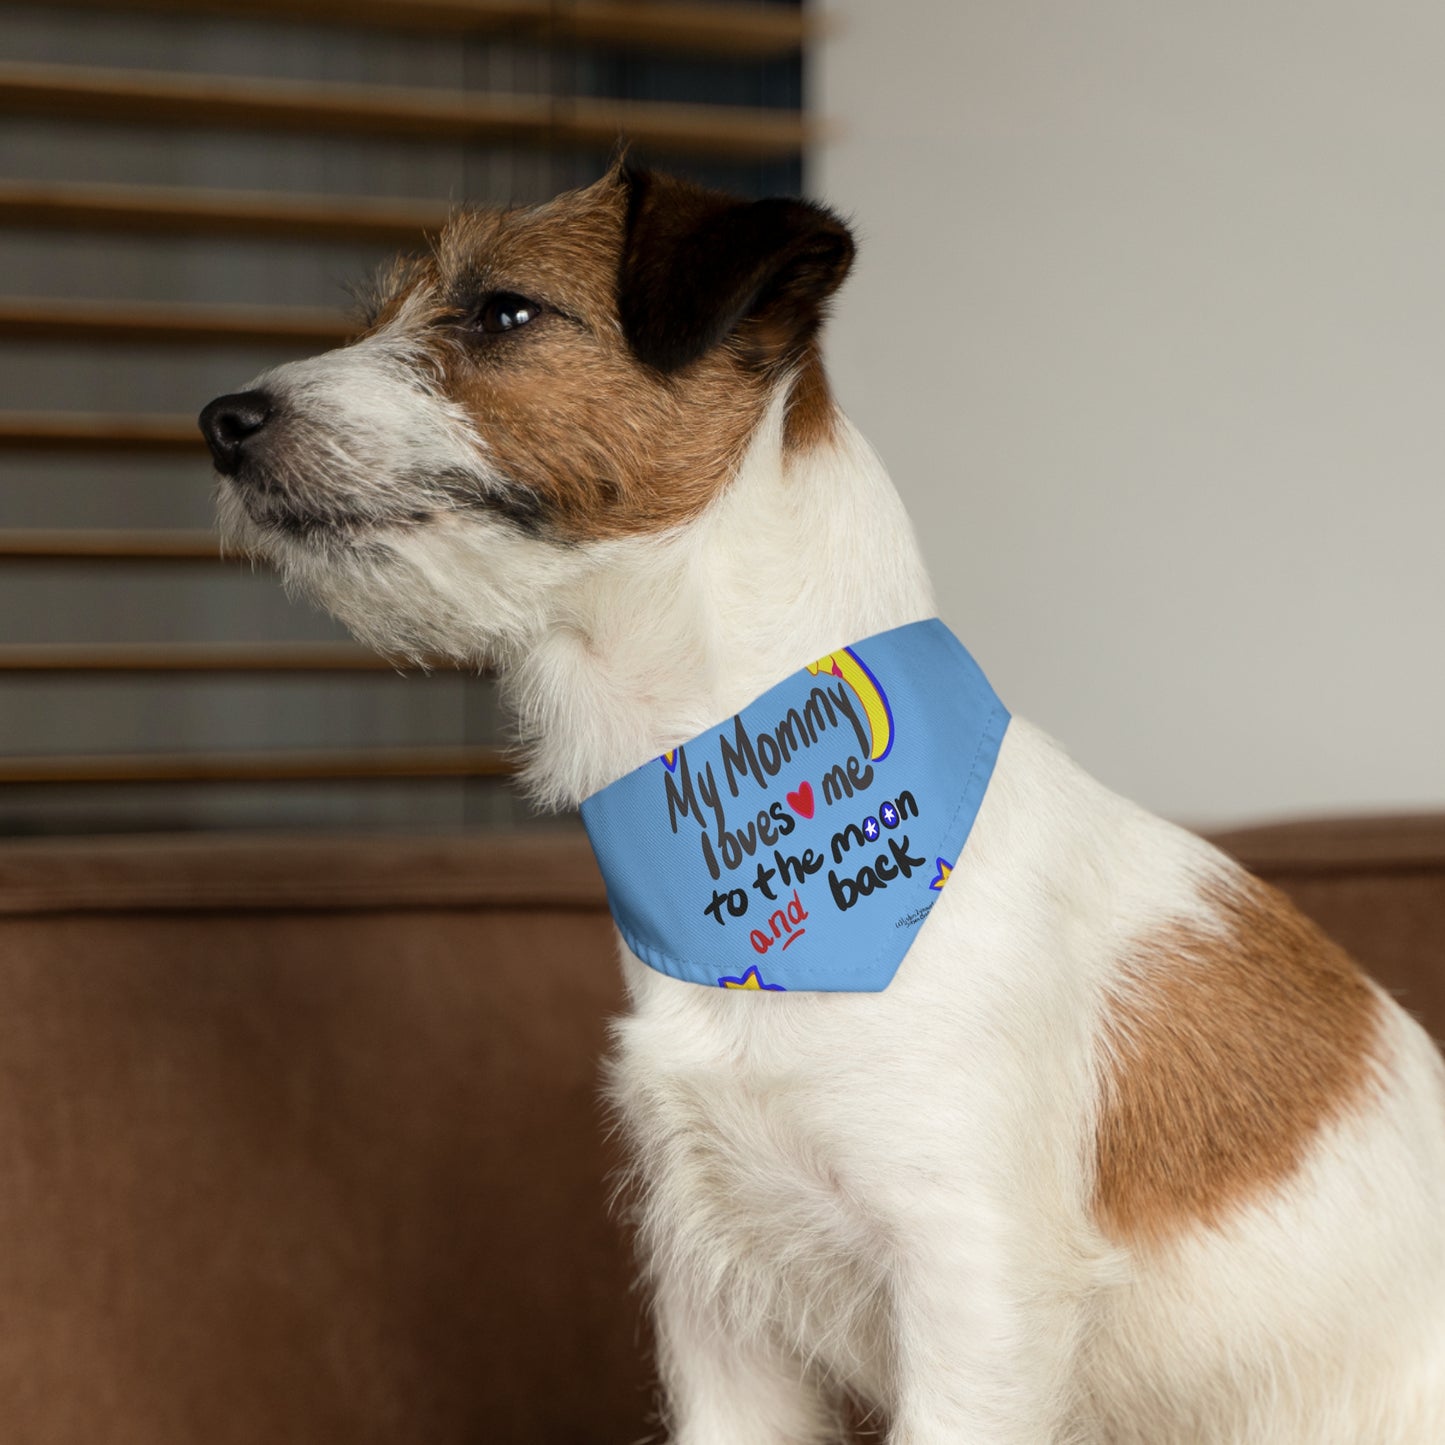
top-left (617, 166), bottom-right (855, 376)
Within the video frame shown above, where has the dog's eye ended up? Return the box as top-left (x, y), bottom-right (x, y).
top-left (473, 292), bottom-right (542, 335)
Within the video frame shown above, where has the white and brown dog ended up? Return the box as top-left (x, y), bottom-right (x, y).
top-left (200, 165), bottom-right (1445, 1444)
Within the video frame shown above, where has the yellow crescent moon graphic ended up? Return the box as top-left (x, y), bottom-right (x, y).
top-left (807, 647), bottom-right (894, 761)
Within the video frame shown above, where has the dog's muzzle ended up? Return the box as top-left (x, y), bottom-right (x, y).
top-left (199, 390), bottom-right (274, 476)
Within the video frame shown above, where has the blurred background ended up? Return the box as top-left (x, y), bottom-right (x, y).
top-left (0, 0), bottom-right (803, 836)
top-left (4, 1), bottom-right (1441, 841)
top-left (3, 0), bottom-right (1441, 838)
top-left (819, 0), bottom-right (1445, 827)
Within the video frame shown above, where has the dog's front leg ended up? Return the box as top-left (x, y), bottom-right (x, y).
top-left (653, 1274), bottom-right (842, 1445)
top-left (884, 1204), bottom-right (1089, 1445)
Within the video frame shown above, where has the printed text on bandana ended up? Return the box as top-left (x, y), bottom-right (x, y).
top-left (658, 647), bottom-right (929, 962)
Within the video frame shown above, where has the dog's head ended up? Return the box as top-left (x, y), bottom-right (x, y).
top-left (199, 165), bottom-right (854, 662)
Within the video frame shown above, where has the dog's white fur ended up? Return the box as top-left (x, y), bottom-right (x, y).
top-left (212, 187), bottom-right (1445, 1443)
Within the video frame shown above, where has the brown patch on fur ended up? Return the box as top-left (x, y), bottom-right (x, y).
top-left (365, 175), bottom-right (774, 542)
top-left (1093, 872), bottom-right (1382, 1247)
top-left (783, 342), bottom-right (839, 452)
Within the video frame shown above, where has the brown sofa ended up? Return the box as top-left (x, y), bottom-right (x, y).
top-left (0, 818), bottom-right (1441, 1444)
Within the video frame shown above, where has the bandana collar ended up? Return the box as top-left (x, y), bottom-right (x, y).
top-left (579, 619), bottom-right (1009, 993)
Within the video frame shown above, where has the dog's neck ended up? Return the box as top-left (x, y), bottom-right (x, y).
top-left (506, 390), bottom-right (937, 809)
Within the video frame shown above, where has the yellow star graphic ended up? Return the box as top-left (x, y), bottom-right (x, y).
top-left (718, 965), bottom-right (784, 991)
top-left (929, 859), bottom-right (953, 891)
top-left (724, 972), bottom-right (764, 990)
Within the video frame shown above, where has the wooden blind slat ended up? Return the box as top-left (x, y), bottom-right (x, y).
top-left (0, 297), bottom-right (352, 348)
top-left (29, 0), bottom-right (811, 58)
top-left (0, 62), bottom-right (813, 161)
top-left (0, 530), bottom-right (224, 561)
top-left (0, 745), bottom-right (512, 784)
top-left (558, 0), bottom-right (811, 57)
top-left (0, 413), bottom-right (203, 451)
top-left (0, 180), bottom-right (448, 244)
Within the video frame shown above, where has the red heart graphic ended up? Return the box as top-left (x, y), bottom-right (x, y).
top-left (786, 781), bottom-right (815, 819)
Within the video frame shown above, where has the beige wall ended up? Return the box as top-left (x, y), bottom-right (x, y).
top-left (814, 1), bottom-right (1445, 827)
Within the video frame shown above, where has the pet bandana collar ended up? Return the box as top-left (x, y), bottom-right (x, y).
top-left (579, 619), bottom-right (1010, 993)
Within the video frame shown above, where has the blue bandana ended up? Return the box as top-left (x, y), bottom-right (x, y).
top-left (579, 619), bottom-right (1009, 993)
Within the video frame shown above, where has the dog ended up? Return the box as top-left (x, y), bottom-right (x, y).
top-left (200, 163), bottom-right (1445, 1443)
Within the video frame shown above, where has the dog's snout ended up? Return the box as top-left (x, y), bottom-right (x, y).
top-left (199, 390), bottom-right (273, 475)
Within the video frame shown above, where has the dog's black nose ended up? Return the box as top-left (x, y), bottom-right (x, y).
top-left (199, 390), bottom-right (273, 475)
